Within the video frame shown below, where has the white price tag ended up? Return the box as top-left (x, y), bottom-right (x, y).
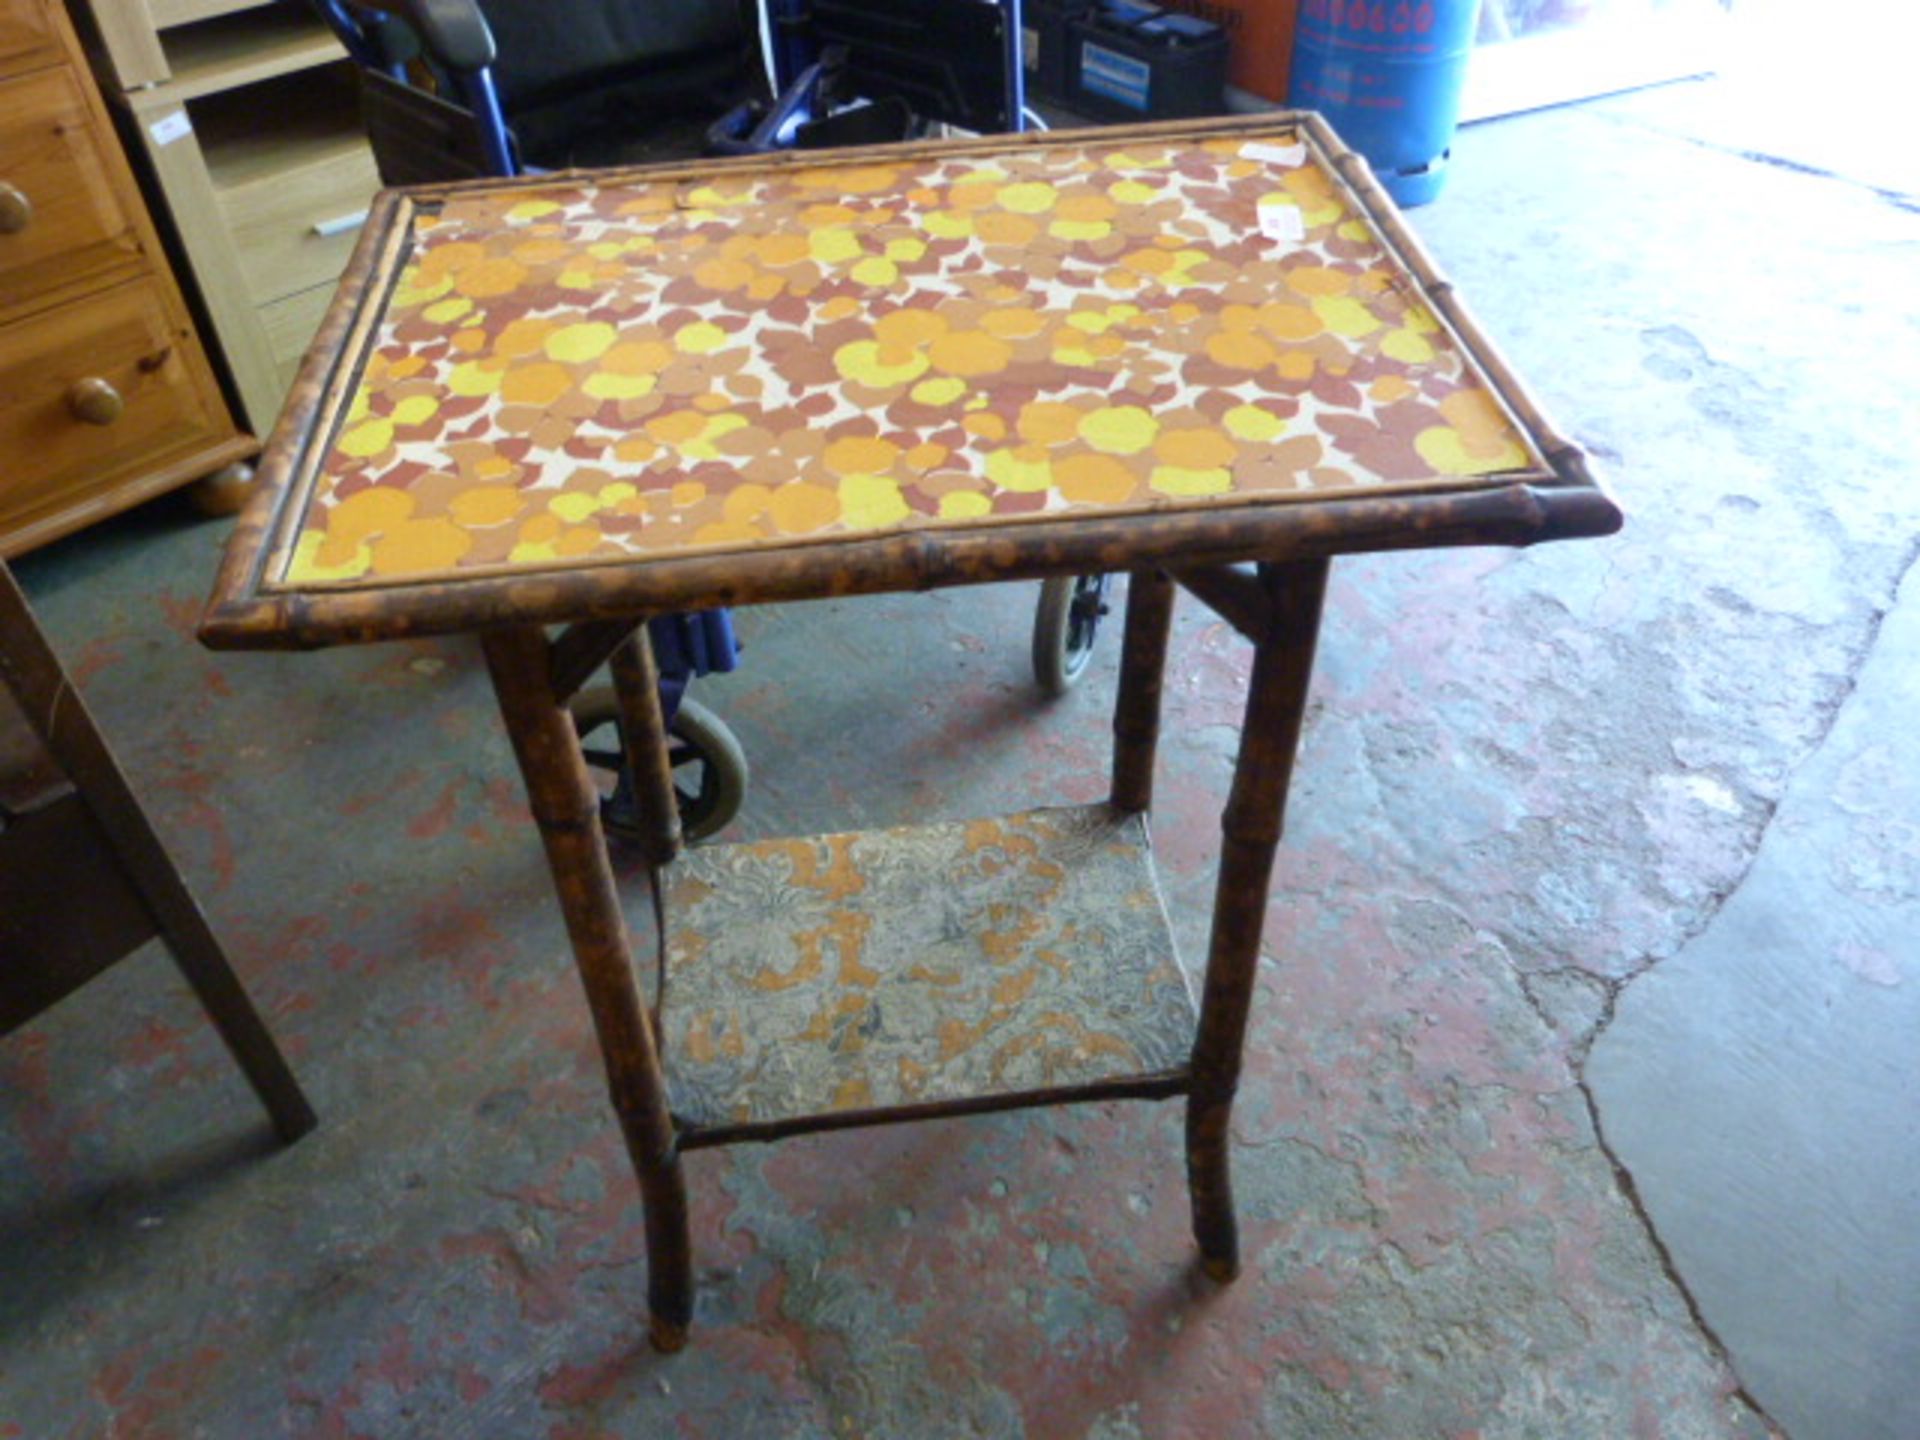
top-left (148, 110), bottom-right (192, 146)
top-left (1258, 204), bottom-right (1306, 242)
top-left (1242, 141), bottom-right (1306, 167)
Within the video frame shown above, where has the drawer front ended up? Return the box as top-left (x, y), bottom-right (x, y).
top-left (0, 0), bottom-right (58, 81)
top-left (0, 65), bottom-right (143, 315)
top-left (221, 139), bottom-right (380, 306)
top-left (0, 277), bottom-right (232, 532)
top-left (260, 279), bottom-right (336, 394)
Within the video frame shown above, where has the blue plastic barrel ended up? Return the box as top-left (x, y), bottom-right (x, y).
top-left (1285, 0), bottom-right (1478, 207)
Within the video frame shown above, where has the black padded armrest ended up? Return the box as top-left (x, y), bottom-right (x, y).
top-left (341, 0), bottom-right (496, 72)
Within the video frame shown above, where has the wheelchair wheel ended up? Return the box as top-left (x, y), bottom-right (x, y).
top-left (1031, 573), bottom-right (1112, 697)
top-left (570, 687), bottom-right (748, 844)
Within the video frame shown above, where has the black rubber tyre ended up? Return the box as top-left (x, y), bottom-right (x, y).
top-left (570, 688), bottom-right (748, 844)
top-left (1031, 573), bottom-right (1111, 697)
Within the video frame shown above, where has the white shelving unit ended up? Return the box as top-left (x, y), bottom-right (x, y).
top-left (81, 0), bottom-right (380, 434)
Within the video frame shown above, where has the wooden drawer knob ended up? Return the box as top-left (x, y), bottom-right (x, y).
top-left (68, 377), bottom-right (124, 426)
top-left (0, 182), bottom-right (31, 234)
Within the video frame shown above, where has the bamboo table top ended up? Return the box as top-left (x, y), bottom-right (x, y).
top-left (201, 114), bottom-right (1618, 650)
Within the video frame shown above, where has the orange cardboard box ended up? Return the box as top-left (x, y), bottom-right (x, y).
top-left (1158, 0), bottom-right (1302, 102)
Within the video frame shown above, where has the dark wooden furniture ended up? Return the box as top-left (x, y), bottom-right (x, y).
top-left (1, 559), bottom-right (314, 1142)
top-left (200, 113), bottom-right (1619, 1350)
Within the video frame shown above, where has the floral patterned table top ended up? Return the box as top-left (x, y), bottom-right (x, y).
top-left (276, 125), bottom-right (1545, 590)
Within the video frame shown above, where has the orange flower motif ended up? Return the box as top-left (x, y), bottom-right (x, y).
top-left (927, 331), bottom-right (1013, 378)
top-left (453, 256), bottom-right (528, 299)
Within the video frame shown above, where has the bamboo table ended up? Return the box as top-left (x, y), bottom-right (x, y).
top-left (201, 114), bottom-right (1619, 1351)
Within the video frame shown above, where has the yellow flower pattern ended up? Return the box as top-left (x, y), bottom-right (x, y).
top-left (283, 130), bottom-right (1542, 586)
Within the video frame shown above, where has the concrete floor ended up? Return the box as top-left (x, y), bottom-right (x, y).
top-left (4, 53), bottom-right (1916, 1440)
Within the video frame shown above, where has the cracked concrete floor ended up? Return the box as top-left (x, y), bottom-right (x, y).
top-left (3, 58), bottom-right (1916, 1440)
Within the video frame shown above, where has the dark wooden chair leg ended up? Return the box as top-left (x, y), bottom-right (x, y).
top-left (153, 883), bottom-right (318, 1143)
top-left (481, 624), bottom-right (694, 1351)
top-left (2, 561), bottom-right (314, 1142)
top-left (1186, 558), bottom-right (1329, 1280)
top-left (1111, 566), bottom-right (1176, 814)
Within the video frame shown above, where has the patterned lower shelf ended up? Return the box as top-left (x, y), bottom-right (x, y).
top-left (659, 803), bottom-right (1196, 1143)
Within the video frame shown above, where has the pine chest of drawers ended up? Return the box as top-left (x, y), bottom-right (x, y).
top-left (0, 0), bottom-right (249, 555)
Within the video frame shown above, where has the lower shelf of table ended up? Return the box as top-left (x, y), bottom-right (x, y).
top-left (658, 802), bottom-right (1197, 1147)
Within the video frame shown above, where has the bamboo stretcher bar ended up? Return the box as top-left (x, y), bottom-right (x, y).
top-left (1171, 564), bottom-right (1270, 642)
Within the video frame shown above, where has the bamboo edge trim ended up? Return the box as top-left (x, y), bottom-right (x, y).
top-left (1302, 113), bottom-right (1613, 503)
top-left (674, 1067), bottom-right (1193, 1150)
top-left (206, 190), bottom-right (415, 611)
top-left (258, 201), bottom-right (419, 592)
top-left (1306, 119), bottom-right (1562, 484)
top-left (201, 480), bottom-right (1618, 651)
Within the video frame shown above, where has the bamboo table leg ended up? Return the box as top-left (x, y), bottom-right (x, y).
top-left (1186, 558), bottom-right (1330, 1280)
top-left (607, 632), bottom-right (683, 869)
top-left (1111, 566), bottom-right (1176, 814)
top-left (481, 625), bottom-right (694, 1351)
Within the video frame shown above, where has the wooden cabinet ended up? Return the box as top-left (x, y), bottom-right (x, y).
top-left (0, 64), bottom-right (143, 310)
top-left (0, 275), bottom-right (234, 526)
top-left (0, 0), bottom-right (248, 556)
top-left (198, 74), bottom-right (379, 345)
top-left (79, 0), bottom-right (381, 433)
top-left (0, 0), bottom-right (61, 77)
